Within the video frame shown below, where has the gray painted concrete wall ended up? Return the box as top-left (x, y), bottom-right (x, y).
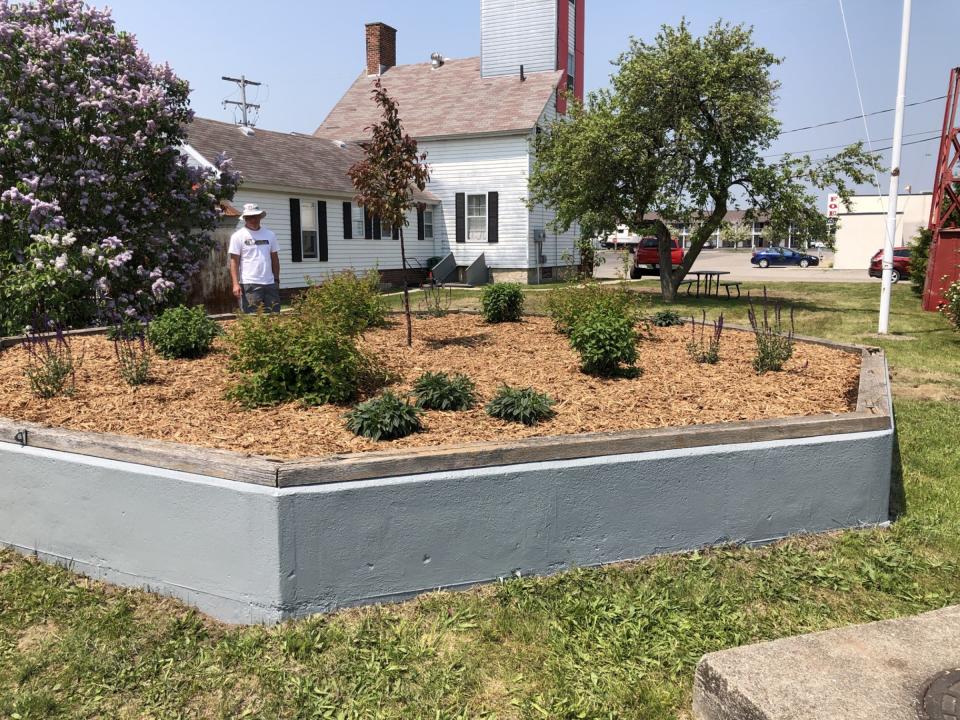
top-left (0, 425), bottom-right (893, 624)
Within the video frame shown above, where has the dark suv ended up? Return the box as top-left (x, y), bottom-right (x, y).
top-left (868, 247), bottom-right (912, 284)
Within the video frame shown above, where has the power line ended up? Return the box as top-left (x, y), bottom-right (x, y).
top-left (778, 94), bottom-right (945, 135)
top-left (764, 129), bottom-right (940, 158)
top-left (863, 134), bottom-right (940, 154)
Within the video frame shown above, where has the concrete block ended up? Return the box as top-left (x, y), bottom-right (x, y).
top-left (693, 605), bottom-right (960, 720)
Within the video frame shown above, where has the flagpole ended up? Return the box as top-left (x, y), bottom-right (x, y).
top-left (878, 0), bottom-right (912, 334)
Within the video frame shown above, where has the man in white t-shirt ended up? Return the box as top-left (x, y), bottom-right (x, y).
top-left (228, 203), bottom-right (281, 313)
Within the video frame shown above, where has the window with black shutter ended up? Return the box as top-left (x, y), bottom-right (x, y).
top-left (455, 193), bottom-right (465, 243)
top-left (289, 198), bottom-right (303, 263)
top-left (342, 201), bottom-right (352, 239)
top-left (487, 192), bottom-right (499, 243)
top-left (317, 200), bottom-right (328, 261)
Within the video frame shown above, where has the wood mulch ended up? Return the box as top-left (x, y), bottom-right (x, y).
top-left (0, 315), bottom-right (861, 460)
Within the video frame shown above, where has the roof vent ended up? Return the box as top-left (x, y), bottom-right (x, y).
top-left (238, 125), bottom-right (255, 137)
top-left (430, 52), bottom-right (445, 69)
top-left (331, 139), bottom-right (347, 149)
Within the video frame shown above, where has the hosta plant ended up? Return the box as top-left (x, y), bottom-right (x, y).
top-left (485, 386), bottom-right (555, 426)
top-left (345, 391), bottom-right (423, 440)
top-left (411, 371), bottom-right (476, 411)
top-left (651, 310), bottom-right (684, 327)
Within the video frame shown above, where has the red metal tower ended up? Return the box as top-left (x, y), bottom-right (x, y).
top-left (923, 67), bottom-right (960, 311)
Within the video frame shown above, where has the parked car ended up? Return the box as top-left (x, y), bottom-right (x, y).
top-left (630, 236), bottom-right (684, 279)
top-left (809, 241), bottom-right (828, 250)
top-left (868, 247), bottom-right (912, 283)
top-left (751, 246), bottom-right (820, 268)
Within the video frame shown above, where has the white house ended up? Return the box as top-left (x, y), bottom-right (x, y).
top-left (184, 0), bottom-right (585, 292)
top-left (183, 118), bottom-right (441, 297)
top-left (314, 0), bottom-right (585, 283)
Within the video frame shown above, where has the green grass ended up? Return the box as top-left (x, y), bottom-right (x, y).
top-left (3, 282), bottom-right (960, 718)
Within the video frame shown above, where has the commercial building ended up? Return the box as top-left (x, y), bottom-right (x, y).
top-left (832, 192), bottom-right (932, 270)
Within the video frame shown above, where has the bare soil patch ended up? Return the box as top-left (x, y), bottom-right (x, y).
top-left (0, 315), bottom-right (860, 459)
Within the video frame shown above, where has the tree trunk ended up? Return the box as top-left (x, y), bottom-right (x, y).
top-left (654, 221), bottom-right (678, 302)
top-left (655, 201), bottom-right (729, 302)
top-left (399, 227), bottom-right (412, 347)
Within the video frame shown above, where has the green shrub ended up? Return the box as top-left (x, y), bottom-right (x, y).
top-left (485, 385), bottom-right (555, 425)
top-left (569, 307), bottom-right (639, 376)
top-left (225, 313), bottom-right (372, 408)
top-left (545, 282), bottom-right (642, 335)
top-left (480, 283), bottom-right (524, 323)
top-left (910, 227), bottom-right (932, 297)
top-left (147, 305), bottom-right (220, 359)
top-left (345, 391), bottom-right (423, 440)
top-left (651, 309), bottom-right (684, 327)
top-left (411, 371), bottom-right (476, 410)
top-left (297, 269), bottom-right (386, 336)
top-left (747, 289), bottom-right (795, 373)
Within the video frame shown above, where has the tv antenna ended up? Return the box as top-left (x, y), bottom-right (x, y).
top-left (221, 74), bottom-right (261, 127)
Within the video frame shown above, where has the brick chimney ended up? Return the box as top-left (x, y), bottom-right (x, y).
top-left (365, 22), bottom-right (397, 76)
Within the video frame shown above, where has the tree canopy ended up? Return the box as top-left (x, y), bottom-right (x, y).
top-left (530, 20), bottom-right (881, 299)
top-left (0, 0), bottom-right (238, 332)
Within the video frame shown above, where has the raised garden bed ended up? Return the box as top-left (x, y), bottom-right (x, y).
top-left (0, 315), bottom-right (861, 460)
top-left (0, 315), bottom-right (893, 624)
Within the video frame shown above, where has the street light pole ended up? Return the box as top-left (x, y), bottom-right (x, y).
top-left (878, 0), bottom-right (912, 334)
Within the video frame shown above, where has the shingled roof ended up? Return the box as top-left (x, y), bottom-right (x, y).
top-left (185, 117), bottom-right (439, 203)
top-left (314, 57), bottom-right (563, 141)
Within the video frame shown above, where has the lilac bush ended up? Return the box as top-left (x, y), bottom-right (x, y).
top-left (0, 0), bottom-right (239, 334)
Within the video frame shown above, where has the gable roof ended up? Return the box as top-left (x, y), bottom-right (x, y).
top-left (185, 117), bottom-right (439, 203)
top-left (314, 57), bottom-right (563, 141)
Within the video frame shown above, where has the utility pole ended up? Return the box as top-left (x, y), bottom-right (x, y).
top-left (878, 0), bottom-right (911, 334)
top-left (222, 75), bottom-right (261, 127)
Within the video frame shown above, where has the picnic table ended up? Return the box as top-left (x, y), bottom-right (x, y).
top-left (682, 270), bottom-right (732, 298)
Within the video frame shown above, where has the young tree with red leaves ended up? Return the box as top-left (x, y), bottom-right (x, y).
top-left (348, 80), bottom-right (430, 347)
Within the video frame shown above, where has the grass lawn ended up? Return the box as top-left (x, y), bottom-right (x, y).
top-left (3, 281), bottom-right (959, 719)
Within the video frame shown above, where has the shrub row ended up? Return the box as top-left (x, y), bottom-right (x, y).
top-left (346, 375), bottom-right (555, 440)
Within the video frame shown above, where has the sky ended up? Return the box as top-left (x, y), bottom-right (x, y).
top-left (105, 0), bottom-right (959, 196)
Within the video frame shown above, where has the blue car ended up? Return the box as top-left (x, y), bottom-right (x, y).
top-left (751, 246), bottom-right (820, 268)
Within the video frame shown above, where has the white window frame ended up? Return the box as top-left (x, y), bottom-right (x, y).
top-left (423, 209), bottom-right (434, 240)
top-left (350, 203), bottom-right (366, 239)
top-left (466, 193), bottom-right (487, 243)
top-left (300, 200), bottom-right (318, 260)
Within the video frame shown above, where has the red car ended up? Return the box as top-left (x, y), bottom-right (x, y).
top-left (630, 236), bottom-right (685, 279)
top-left (868, 247), bottom-right (912, 284)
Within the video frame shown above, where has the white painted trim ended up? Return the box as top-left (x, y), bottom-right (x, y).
top-left (180, 143), bottom-right (219, 175)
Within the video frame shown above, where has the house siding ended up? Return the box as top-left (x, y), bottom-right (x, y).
top-left (527, 95), bottom-right (580, 278)
top-left (230, 188), bottom-right (441, 289)
top-left (481, 0), bottom-right (557, 78)
top-left (420, 135), bottom-right (531, 270)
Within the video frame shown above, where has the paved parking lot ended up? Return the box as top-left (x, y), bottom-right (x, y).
top-left (594, 248), bottom-right (873, 283)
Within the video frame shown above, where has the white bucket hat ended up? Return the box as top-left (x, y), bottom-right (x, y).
top-left (240, 203), bottom-right (266, 218)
